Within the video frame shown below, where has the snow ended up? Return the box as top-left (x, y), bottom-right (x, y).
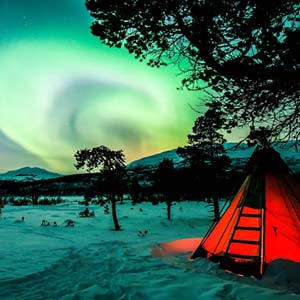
top-left (127, 149), bottom-right (183, 169)
top-left (1, 199), bottom-right (300, 299)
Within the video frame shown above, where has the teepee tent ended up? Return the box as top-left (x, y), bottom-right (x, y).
top-left (191, 145), bottom-right (300, 277)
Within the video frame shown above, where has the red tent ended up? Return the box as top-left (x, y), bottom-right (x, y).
top-left (191, 146), bottom-right (300, 277)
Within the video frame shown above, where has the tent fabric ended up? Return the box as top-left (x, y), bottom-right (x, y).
top-left (191, 146), bottom-right (300, 277)
top-left (265, 173), bottom-right (300, 263)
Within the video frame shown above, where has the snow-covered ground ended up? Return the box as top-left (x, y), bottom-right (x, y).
top-left (1, 199), bottom-right (300, 300)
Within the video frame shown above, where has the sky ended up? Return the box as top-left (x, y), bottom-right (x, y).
top-left (0, 0), bottom-right (229, 174)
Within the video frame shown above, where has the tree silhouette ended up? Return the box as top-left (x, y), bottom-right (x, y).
top-left (86, 0), bottom-right (300, 139)
top-left (74, 145), bottom-right (126, 230)
top-left (177, 102), bottom-right (231, 220)
top-left (129, 177), bottom-right (142, 205)
top-left (153, 158), bottom-right (177, 220)
top-left (246, 125), bottom-right (272, 148)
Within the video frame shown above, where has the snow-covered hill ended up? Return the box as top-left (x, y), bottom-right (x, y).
top-left (0, 167), bottom-right (63, 181)
top-left (3, 142), bottom-right (300, 183)
top-left (128, 142), bottom-right (300, 173)
top-left (128, 149), bottom-right (184, 170)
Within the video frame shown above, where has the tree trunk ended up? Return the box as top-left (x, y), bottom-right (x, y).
top-left (111, 196), bottom-right (121, 230)
top-left (213, 195), bottom-right (220, 221)
top-left (32, 195), bottom-right (39, 205)
top-left (209, 131), bottom-right (220, 221)
top-left (166, 195), bottom-right (171, 220)
top-left (211, 164), bottom-right (220, 221)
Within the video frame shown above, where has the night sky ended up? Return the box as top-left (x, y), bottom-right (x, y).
top-left (1, 0), bottom-right (213, 174)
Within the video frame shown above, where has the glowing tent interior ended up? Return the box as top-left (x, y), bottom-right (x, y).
top-left (191, 145), bottom-right (300, 277)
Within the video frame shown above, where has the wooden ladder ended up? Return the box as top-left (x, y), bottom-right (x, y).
top-left (225, 210), bottom-right (263, 263)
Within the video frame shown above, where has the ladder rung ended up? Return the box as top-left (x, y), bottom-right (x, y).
top-left (231, 239), bottom-right (260, 245)
top-left (227, 253), bottom-right (260, 259)
top-left (240, 213), bottom-right (261, 218)
top-left (236, 226), bottom-right (261, 231)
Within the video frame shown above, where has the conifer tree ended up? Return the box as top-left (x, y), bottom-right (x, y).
top-left (153, 158), bottom-right (176, 220)
top-left (177, 102), bottom-right (231, 220)
top-left (74, 145), bottom-right (126, 230)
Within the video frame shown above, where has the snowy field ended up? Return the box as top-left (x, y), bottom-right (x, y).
top-left (1, 199), bottom-right (300, 300)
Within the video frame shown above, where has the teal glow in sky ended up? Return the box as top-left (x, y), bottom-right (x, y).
top-left (0, 0), bottom-right (205, 174)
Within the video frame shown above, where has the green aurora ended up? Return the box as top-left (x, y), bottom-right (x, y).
top-left (0, 0), bottom-right (230, 174)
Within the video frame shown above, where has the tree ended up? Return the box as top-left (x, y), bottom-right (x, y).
top-left (86, 0), bottom-right (300, 139)
top-left (74, 145), bottom-right (126, 230)
top-left (129, 176), bottom-right (142, 205)
top-left (153, 158), bottom-right (177, 220)
top-left (177, 102), bottom-right (231, 220)
top-left (246, 125), bottom-right (272, 147)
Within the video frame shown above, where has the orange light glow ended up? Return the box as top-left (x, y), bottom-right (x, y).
top-left (151, 238), bottom-right (203, 258)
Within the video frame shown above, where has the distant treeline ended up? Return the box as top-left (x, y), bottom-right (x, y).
top-left (0, 165), bottom-right (244, 202)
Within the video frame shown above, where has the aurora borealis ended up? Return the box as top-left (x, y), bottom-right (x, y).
top-left (0, 0), bottom-right (203, 174)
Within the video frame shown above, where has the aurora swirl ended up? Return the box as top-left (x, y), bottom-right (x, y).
top-left (0, 0), bottom-right (202, 174)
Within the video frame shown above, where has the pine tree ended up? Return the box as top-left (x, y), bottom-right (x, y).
top-left (74, 145), bottom-right (126, 230)
top-left (177, 102), bottom-right (231, 220)
top-left (153, 158), bottom-right (176, 220)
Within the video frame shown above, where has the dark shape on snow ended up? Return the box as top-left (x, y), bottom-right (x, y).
top-left (41, 219), bottom-right (50, 226)
top-left (79, 207), bottom-right (95, 218)
top-left (65, 219), bottom-right (75, 227)
top-left (138, 230), bottom-right (148, 237)
top-left (14, 216), bottom-right (25, 223)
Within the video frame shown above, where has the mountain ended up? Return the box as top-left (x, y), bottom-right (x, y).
top-left (0, 167), bottom-right (63, 182)
top-left (128, 142), bottom-right (300, 173)
top-left (1, 142), bottom-right (300, 195)
top-left (128, 149), bottom-right (184, 170)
